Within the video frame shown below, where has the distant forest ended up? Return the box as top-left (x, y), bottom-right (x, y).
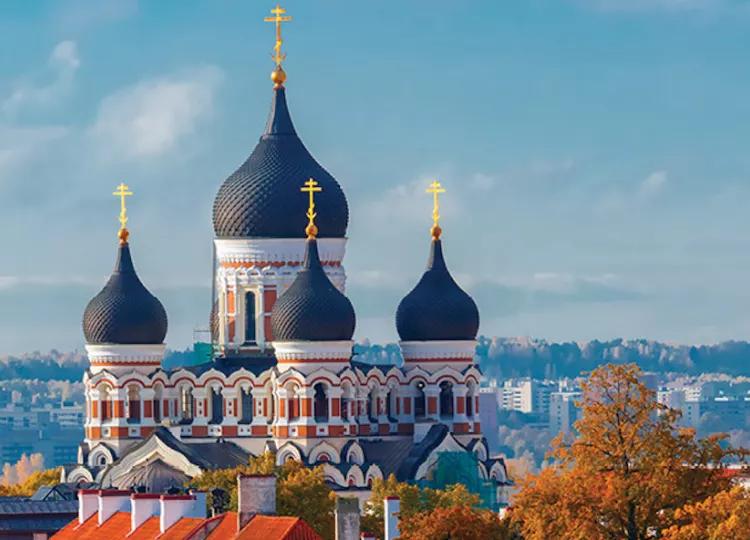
top-left (477, 337), bottom-right (750, 380)
top-left (3, 338), bottom-right (750, 382)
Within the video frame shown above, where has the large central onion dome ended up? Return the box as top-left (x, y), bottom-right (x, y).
top-left (83, 241), bottom-right (168, 345)
top-left (396, 239), bottom-right (479, 341)
top-left (271, 238), bottom-right (355, 341)
top-left (212, 85), bottom-right (349, 238)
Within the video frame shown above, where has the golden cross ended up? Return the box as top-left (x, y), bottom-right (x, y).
top-left (112, 182), bottom-right (133, 243)
top-left (264, 4), bottom-right (292, 67)
top-left (426, 180), bottom-right (446, 239)
top-left (301, 178), bottom-right (323, 238)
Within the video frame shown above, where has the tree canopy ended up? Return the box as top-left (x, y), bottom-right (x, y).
top-left (510, 363), bottom-right (746, 540)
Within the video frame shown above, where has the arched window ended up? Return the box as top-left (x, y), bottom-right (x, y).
top-left (244, 291), bottom-right (256, 344)
top-left (209, 386), bottom-right (223, 424)
top-left (288, 385), bottom-right (300, 421)
top-left (314, 383), bottom-right (329, 422)
top-left (127, 385), bottom-right (141, 424)
top-left (466, 382), bottom-right (476, 418)
top-left (267, 385), bottom-right (275, 423)
top-left (240, 387), bottom-right (253, 424)
top-left (341, 384), bottom-right (352, 422)
top-left (439, 381), bottom-right (454, 419)
top-left (414, 382), bottom-right (426, 420)
top-left (99, 385), bottom-right (111, 422)
top-left (386, 389), bottom-right (394, 420)
top-left (367, 389), bottom-right (378, 422)
top-left (153, 385), bottom-right (163, 423)
top-left (180, 386), bottom-right (194, 423)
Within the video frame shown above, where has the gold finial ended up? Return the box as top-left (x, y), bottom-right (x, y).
top-left (301, 178), bottom-right (322, 239)
top-left (426, 180), bottom-right (446, 240)
top-left (264, 4), bottom-right (292, 87)
top-left (112, 182), bottom-right (133, 245)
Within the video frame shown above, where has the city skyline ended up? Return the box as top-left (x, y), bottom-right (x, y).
top-left (2, 0), bottom-right (750, 353)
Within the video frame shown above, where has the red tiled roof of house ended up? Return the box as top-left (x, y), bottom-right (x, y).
top-left (128, 516), bottom-right (161, 539)
top-left (236, 515), bottom-right (321, 540)
top-left (160, 517), bottom-right (206, 539)
top-left (205, 511), bottom-right (237, 539)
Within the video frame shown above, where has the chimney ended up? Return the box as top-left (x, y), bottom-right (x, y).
top-left (237, 474), bottom-right (276, 530)
top-left (78, 489), bottom-right (98, 524)
top-left (384, 496), bottom-right (400, 540)
top-left (335, 497), bottom-right (360, 540)
top-left (160, 494), bottom-right (198, 533)
top-left (131, 494), bottom-right (160, 532)
top-left (98, 490), bottom-right (131, 525)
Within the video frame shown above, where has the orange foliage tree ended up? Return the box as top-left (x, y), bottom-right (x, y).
top-left (400, 504), bottom-right (513, 540)
top-left (511, 363), bottom-right (745, 540)
top-left (662, 486), bottom-right (750, 540)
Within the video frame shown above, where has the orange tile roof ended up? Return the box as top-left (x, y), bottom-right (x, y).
top-left (52, 512), bottom-right (133, 540)
top-left (236, 515), bottom-right (321, 540)
top-left (160, 517), bottom-right (205, 539)
top-left (205, 511), bottom-right (237, 539)
top-left (128, 516), bottom-right (161, 540)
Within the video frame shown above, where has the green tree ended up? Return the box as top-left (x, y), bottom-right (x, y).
top-left (361, 474), bottom-right (479, 539)
top-left (190, 451), bottom-right (334, 539)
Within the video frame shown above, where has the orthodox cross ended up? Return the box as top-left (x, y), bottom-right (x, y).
top-left (113, 182), bottom-right (133, 244)
top-left (426, 180), bottom-right (446, 239)
top-left (264, 4), bottom-right (292, 67)
top-left (301, 178), bottom-right (322, 238)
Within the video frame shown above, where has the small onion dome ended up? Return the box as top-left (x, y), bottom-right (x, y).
top-left (212, 86), bottom-right (348, 238)
top-left (396, 239), bottom-right (479, 341)
top-left (271, 239), bottom-right (355, 341)
top-left (83, 242), bottom-right (168, 345)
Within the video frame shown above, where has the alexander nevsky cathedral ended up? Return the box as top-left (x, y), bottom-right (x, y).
top-left (64, 6), bottom-right (508, 504)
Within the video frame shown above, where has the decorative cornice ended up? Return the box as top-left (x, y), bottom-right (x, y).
top-left (85, 344), bottom-right (166, 364)
top-left (399, 340), bottom-right (476, 360)
top-left (214, 238), bottom-right (347, 265)
top-left (273, 340), bottom-right (354, 361)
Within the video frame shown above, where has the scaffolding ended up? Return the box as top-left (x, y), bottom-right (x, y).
top-left (418, 451), bottom-right (500, 512)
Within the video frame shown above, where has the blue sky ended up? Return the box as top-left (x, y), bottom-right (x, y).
top-left (0, 0), bottom-right (749, 354)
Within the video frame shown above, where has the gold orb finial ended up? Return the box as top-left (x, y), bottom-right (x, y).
top-left (301, 178), bottom-right (323, 239)
top-left (426, 180), bottom-right (446, 240)
top-left (271, 65), bottom-right (287, 87)
top-left (112, 182), bottom-right (133, 245)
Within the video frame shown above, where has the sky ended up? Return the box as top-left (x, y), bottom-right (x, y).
top-left (0, 0), bottom-right (750, 354)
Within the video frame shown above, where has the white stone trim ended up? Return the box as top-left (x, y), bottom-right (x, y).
top-left (273, 341), bottom-right (354, 360)
top-left (85, 344), bottom-right (166, 363)
top-left (214, 238), bottom-right (347, 264)
top-left (399, 340), bottom-right (476, 360)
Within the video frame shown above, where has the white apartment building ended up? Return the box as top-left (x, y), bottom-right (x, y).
top-left (549, 391), bottom-right (581, 435)
top-left (499, 379), bottom-right (553, 415)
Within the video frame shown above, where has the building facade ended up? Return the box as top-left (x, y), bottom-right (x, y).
top-left (64, 9), bottom-right (507, 502)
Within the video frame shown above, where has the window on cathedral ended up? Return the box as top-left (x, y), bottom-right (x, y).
top-left (414, 382), bottom-right (426, 420)
top-left (244, 291), bottom-right (256, 344)
top-left (439, 381), bottom-right (454, 419)
top-left (386, 389), bottom-right (394, 420)
top-left (127, 385), bottom-right (141, 424)
top-left (180, 386), bottom-right (194, 423)
top-left (209, 386), bottom-right (224, 425)
top-left (314, 383), bottom-right (329, 422)
top-left (341, 395), bottom-right (349, 421)
top-left (99, 385), bottom-right (111, 422)
top-left (240, 387), bottom-right (253, 424)
top-left (153, 385), bottom-right (162, 423)
top-left (288, 385), bottom-right (300, 421)
top-left (367, 389), bottom-right (378, 422)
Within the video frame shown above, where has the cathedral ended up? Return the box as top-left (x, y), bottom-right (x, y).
top-left (64, 6), bottom-right (507, 504)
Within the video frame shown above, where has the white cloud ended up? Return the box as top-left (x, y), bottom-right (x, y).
top-left (638, 170), bottom-right (668, 199)
top-left (470, 173), bottom-right (496, 191)
top-left (2, 41), bottom-right (80, 116)
top-left (0, 126), bottom-right (68, 186)
top-left (90, 66), bottom-right (223, 159)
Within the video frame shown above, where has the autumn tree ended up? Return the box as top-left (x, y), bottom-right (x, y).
top-left (0, 468), bottom-right (62, 497)
top-left (360, 474), bottom-right (480, 539)
top-left (511, 363), bottom-right (744, 540)
top-left (400, 505), bottom-right (516, 540)
top-left (190, 451), bottom-right (334, 539)
top-left (662, 486), bottom-right (750, 540)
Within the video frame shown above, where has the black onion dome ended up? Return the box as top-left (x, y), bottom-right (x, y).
top-left (396, 239), bottom-right (479, 341)
top-left (212, 86), bottom-right (348, 238)
top-left (83, 242), bottom-right (168, 345)
top-left (271, 239), bottom-right (355, 341)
